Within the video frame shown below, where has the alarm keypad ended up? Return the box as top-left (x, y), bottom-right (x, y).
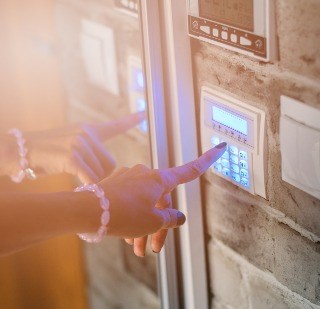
top-left (211, 136), bottom-right (250, 189)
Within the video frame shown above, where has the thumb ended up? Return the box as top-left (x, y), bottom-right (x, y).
top-left (156, 208), bottom-right (186, 229)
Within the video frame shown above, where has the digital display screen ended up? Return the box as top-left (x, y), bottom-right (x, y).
top-left (212, 105), bottom-right (248, 135)
top-left (199, 0), bottom-right (254, 31)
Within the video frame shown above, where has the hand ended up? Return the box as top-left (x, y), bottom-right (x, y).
top-left (99, 142), bottom-right (227, 256)
top-left (6, 112), bottom-right (145, 184)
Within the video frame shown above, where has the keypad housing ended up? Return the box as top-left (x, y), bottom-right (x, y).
top-left (211, 135), bottom-right (252, 192)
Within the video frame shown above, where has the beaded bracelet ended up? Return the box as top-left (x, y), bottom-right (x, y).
top-left (8, 128), bottom-right (37, 183)
top-left (74, 183), bottom-right (110, 243)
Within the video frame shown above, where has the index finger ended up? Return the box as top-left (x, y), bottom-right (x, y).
top-left (93, 111), bottom-right (146, 140)
top-left (161, 142), bottom-right (227, 192)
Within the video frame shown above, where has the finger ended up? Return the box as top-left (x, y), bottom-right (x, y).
top-left (124, 238), bottom-right (134, 245)
top-left (151, 229), bottom-right (168, 253)
top-left (111, 167), bottom-right (129, 177)
top-left (93, 111), bottom-right (146, 140)
top-left (77, 137), bottom-right (105, 180)
top-left (156, 193), bottom-right (172, 209)
top-left (133, 236), bottom-right (148, 257)
top-left (161, 142), bottom-right (227, 192)
top-left (70, 152), bottom-right (100, 184)
top-left (155, 208), bottom-right (186, 229)
top-left (87, 136), bottom-right (116, 176)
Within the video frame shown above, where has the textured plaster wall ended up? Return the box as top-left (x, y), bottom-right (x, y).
top-left (191, 0), bottom-right (320, 308)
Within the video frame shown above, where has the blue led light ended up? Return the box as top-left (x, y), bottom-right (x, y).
top-left (137, 98), bottom-right (146, 112)
top-left (137, 71), bottom-right (145, 89)
top-left (212, 106), bottom-right (248, 136)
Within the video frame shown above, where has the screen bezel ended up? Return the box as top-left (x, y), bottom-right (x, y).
top-left (204, 97), bottom-right (255, 149)
top-left (212, 105), bottom-right (249, 136)
top-left (188, 0), bottom-right (266, 35)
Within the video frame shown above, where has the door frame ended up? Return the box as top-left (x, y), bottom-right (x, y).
top-left (140, 1), bottom-right (209, 308)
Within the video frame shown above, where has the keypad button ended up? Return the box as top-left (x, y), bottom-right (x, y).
top-left (211, 136), bottom-right (220, 146)
top-left (231, 164), bottom-right (240, 174)
top-left (229, 145), bottom-right (239, 156)
top-left (240, 178), bottom-right (250, 187)
top-left (230, 154), bottom-right (239, 165)
top-left (215, 158), bottom-right (221, 164)
top-left (240, 169), bottom-right (249, 178)
top-left (231, 173), bottom-right (240, 183)
top-left (221, 150), bottom-right (229, 160)
top-left (239, 160), bottom-right (248, 170)
top-left (239, 150), bottom-right (248, 160)
top-left (221, 159), bottom-right (230, 169)
top-left (213, 164), bottom-right (222, 173)
top-left (222, 168), bottom-right (231, 177)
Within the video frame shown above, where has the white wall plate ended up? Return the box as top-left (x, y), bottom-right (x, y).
top-left (81, 20), bottom-right (119, 95)
top-left (188, 0), bottom-right (278, 62)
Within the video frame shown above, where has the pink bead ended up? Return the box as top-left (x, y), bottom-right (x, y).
top-left (99, 225), bottom-right (107, 235)
top-left (20, 158), bottom-right (28, 168)
top-left (101, 198), bottom-right (110, 211)
top-left (101, 211), bottom-right (110, 226)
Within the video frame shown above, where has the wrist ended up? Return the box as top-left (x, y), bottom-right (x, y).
top-left (74, 184), bottom-right (110, 243)
top-left (71, 190), bottom-right (102, 234)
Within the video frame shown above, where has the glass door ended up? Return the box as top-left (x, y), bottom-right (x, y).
top-left (55, 0), bottom-right (160, 307)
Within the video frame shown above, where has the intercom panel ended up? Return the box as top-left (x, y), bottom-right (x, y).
top-left (188, 0), bottom-right (277, 62)
top-left (201, 87), bottom-right (267, 198)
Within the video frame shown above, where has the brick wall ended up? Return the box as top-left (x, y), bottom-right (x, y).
top-left (191, 0), bottom-right (320, 308)
top-left (55, 0), bottom-right (159, 308)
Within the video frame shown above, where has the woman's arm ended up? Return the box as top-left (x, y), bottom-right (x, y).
top-left (0, 190), bottom-right (99, 255)
top-left (0, 143), bottom-right (227, 257)
top-left (0, 112), bottom-right (145, 182)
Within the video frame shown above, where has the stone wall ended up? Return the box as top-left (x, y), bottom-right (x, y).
top-left (191, 0), bottom-right (320, 308)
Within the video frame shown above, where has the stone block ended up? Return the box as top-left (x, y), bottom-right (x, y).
top-left (247, 275), bottom-right (290, 309)
top-left (274, 224), bottom-right (320, 305)
top-left (276, 0), bottom-right (320, 80)
top-left (204, 181), bottom-right (276, 272)
top-left (208, 241), bottom-right (249, 309)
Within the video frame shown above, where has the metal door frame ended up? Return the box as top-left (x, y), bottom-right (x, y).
top-left (140, 1), bottom-right (209, 308)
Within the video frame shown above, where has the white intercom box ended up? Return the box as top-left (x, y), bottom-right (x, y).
top-left (188, 0), bottom-right (277, 62)
top-left (201, 87), bottom-right (267, 198)
top-left (280, 96), bottom-right (320, 200)
top-left (81, 20), bottom-right (119, 95)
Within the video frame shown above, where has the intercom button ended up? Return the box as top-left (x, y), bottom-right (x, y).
top-left (221, 151), bottom-right (229, 160)
top-left (200, 25), bottom-right (210, 35)
top-left (213, 28), bottom-right (219, 37)
top-left (239, 150), bottom-right (248, 160)
top-left (222, 168), bottom-right (231, 177)
top-left (231, 173), bottom-right (240, 183)
top-left (211, 136), bottom-right (220, 146)
top-left (240, 169), bottom-right (249, 178)
top-left (221, 31), bottom-right (228, 40)
top-left (213, 163), bottom-right (222, 173)
top-left (230, 154), bottom-right (239, 164)
top-left (231, 34), bottom-right (237, 43)
top-left (221, 159), bottom-right (230, 169)
top-left (239, 160), bottom-right (248, 170)
top-left (240, 36), bottom-right (252, 46)
top-left (231, 164), bottom-right (240, 174)
top-left (229, 145), bottom-right (239, 155)
top-left (240, 178), bottom-right (250, 187)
